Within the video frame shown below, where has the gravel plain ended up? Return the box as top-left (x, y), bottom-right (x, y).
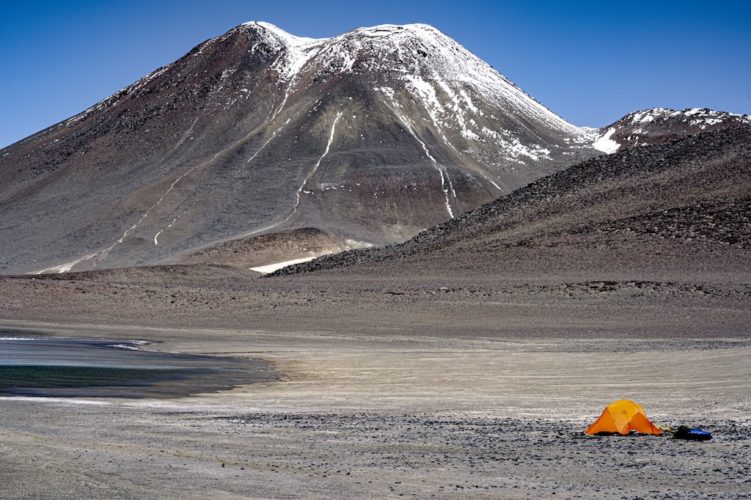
top-left (1, 305), bottom-right (749, 498)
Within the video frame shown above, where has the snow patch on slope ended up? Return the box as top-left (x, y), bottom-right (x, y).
top-left (250, 256), bottom-right (317, 274)
top-left (592, 128), bottom-right (621, 154)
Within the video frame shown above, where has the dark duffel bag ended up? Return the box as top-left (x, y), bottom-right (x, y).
top-left (673, 426), bottom-right (712, 441)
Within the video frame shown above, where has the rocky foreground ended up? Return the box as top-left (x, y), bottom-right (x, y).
top-left (3, 405), bottom-right (748, 498)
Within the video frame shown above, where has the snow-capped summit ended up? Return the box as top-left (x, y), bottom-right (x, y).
top-left (593, 107), bottom-right (751, 153)
top-left (233, 22), bottom-right (585, 140)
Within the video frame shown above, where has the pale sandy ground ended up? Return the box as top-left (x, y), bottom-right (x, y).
top-left (1, 319), bottom-right (749, 498)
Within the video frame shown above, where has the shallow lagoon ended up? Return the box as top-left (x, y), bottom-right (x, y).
top-left (0, 330), bottom-right (276, 398)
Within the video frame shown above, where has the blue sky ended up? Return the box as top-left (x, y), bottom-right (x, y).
top-left (1, 0), bottom-right (750, 147)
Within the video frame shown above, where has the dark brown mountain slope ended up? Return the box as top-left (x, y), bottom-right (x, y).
top-left (277, 125), bottom-right (751, 279)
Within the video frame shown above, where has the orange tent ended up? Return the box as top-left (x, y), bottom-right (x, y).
top-left (585, 400), bottom-right (662, 436)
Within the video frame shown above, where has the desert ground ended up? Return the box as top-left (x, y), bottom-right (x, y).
top-left (1, 267), bottom-right (749, 498)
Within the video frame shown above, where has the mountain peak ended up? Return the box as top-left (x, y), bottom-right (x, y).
top-left (348, 23), bottom-right (443, 37)
top-left (239, 21), bottom-right (443, 41)
top-left (240, 21), bottom-right (326, 47)
top-left (234, 22), bottom-right (451, 58)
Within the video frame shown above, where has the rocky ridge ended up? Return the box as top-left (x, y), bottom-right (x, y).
top-left (592, 107), bottom-right (751, 153)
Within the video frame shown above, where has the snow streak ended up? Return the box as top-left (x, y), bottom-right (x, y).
top-left (234, 111), bottom-right (343, 239)
top-left (32, 251), bottom-right (101, 275)
top-left (289, 111), bottom-right (343, 217)
top-left (388, 103), bottom-right (455, 218)
top-left (154, 216), bottom-right (180, 246)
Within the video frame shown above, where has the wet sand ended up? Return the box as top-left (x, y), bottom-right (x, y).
top-left (0, 332), bottom-right (276, 398)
